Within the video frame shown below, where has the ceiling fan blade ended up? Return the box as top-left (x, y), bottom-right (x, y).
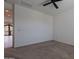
top-left (52, 2), bottom-right (59, 9)
top-left (43, 2), bottom-right (52, 6)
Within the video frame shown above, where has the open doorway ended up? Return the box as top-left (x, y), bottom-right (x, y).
top-left (4, 1), bottom-right (14, 48)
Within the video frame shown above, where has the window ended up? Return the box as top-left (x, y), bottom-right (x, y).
top-left (4, 25), bottom-right (13, 36)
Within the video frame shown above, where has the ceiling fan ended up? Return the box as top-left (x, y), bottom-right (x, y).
top-left (43, 0), bottom-right (62, 9)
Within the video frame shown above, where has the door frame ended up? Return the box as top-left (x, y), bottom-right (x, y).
top-left (12, 4), bottom-right (15, 48)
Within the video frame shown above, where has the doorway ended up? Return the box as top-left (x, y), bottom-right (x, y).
top-left (4, 2), bottom-right (14, 48)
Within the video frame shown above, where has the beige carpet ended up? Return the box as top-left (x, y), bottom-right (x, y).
top-left (5, 40), bottom-right (74, 59)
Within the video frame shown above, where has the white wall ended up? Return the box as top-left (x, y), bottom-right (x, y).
top-left (53, 9), bottom-right (74, 45)
top-left (14, 5), bottom-right (53, 47)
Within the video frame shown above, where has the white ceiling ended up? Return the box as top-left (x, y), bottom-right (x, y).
top-left (4, 2), bottom-right (13, 9)
top-left (5, 0), bottom-right (74, 16)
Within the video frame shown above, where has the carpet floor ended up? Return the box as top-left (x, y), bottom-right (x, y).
top-left (5, 40), bottom-right (74, 59)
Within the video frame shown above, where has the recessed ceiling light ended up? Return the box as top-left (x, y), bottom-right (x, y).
top-left (5, 9), bottom-right (9, 12)
top-left (7, 14), bottom-right (10, 16)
